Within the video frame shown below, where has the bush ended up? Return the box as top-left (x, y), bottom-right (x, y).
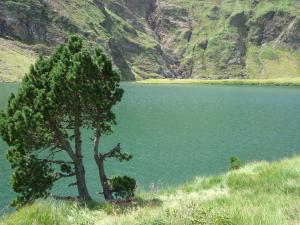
top-left (190, 207), bottom-right (233, 225)
top-left (109, 176), bottom-right (136, 200)
top-left (230, 156), bottom-right (244, 170)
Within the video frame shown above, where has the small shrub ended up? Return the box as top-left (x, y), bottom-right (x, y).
top-left (190, 207), bottom-right (233, 225)
top-left (262, 49), bottom-right (280, 61)
top-left (230, 156), bottom-right (244, 170)
top-left (109, 176), bottom-right (137, 200)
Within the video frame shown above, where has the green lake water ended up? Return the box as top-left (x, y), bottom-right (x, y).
top-left (1, 82), bottom-right (300, 212)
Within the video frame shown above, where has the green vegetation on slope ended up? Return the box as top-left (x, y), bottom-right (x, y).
top-left (2, 0), bottom-right (300, 81)
top-left (0, 0), bottom-right (169, 81)
top-left (0, 38), bottom-right (36, 82)
top-left (2, 156), bottom-right (300, 225)
top-left (171, 0), bottom-right (300, 79)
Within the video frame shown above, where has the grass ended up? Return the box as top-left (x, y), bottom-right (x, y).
top-left (137, 78), bottom-right (300, 86)
top-left (246, 44), bottom-right (300, 79)
top-left (2, 156), bottom-right (300, 224)
top-left (0, 38), bottom-right (36, 82)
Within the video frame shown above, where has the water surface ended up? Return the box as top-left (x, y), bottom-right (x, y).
top-left (1, 82), bottom-right (300, 212)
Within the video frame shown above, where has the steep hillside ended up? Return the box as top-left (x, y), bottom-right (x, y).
top-left (0, 37), bottom-right (36, 82)
top-left (1, 0), bottom-right (300, 81)
top-left (2, 156), bottom-right (300, 225)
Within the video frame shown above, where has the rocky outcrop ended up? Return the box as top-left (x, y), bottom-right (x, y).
top-left (207, 6), bottom-right (221, 20)
top-left (0, 1), bottom-right (66, 45)
top-left (105, 1), bottom-right (146, 32)
top-left (147, 1), bottom-right (193, 77)
top-left (0, 1), bottom-right (49, 42)
top-left (108, 39), bottom-right (135, 80)
top-left (1, 0), bottom-right (300, 80)
top-left (281, 18), bottom-right (300, 50)
top-left (249, 11), bottom-right (295, 45)
top-left (123, 0), bottom-right (153, 18)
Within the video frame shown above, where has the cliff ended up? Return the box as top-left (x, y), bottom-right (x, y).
top-left (1, 0), bottom-right (300, 81)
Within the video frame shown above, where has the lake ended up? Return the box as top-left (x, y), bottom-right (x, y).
top-left (1, 82), bottom-right (300, 212)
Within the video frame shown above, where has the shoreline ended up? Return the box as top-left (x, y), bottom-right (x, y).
top-left (137, 78), bottom-right (300, 86)
top-left (0, 81), bottom-right (19, 84)
top-left (3, 78), bottom-right (300, 87)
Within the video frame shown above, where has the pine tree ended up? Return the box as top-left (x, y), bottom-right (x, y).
top-left (0, 35), bottom-right (131, 206)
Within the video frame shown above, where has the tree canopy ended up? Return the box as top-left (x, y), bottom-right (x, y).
top-left (0, 36), bottom-right (132, 207)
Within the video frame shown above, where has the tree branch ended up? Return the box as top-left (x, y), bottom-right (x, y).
top-left (54, 172), bottom-right (76, 181)
top-left (101, 143), bottom-right (121, 160)
top-left (43, 159), bottom-right (75, 165)
top-left (53, 127), bottom-right (76, 162)
top-left (100, 143), bottom-right (132, 162)
top-left (68, 182), bottom-right (77, 187)
top-left (93, 127), bottom-right (101, 161)
top-left (60, 139), bottom-right (76, 161)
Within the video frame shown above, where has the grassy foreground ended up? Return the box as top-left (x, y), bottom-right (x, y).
top-left (137, 78), bottom-right (300, 86)
top-left (2, 156), bottom-right (300, 225)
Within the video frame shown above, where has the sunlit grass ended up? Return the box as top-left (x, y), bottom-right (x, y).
top-left (2, 156), bottom-right (300, 224)
top-left (0, 38), bottom-right (36, 82)
top-left (137, 78), bottom-right (300, 86)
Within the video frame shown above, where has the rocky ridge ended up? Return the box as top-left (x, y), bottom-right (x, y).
top-left (1, 0), bottom-right (300, 80)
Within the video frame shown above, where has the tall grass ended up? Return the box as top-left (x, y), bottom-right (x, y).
top-left (2, 157), bottom-right (300, 225)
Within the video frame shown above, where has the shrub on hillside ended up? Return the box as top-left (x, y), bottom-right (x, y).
top-left (190, 207), bottom-right (233, 225)
top-left (109, 176), bottom-right (137, 200)
top-left (230, 156), bottom-right (244, 170)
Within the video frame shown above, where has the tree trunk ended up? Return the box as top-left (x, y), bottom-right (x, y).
top-left (93, 128), bottom-right (114, 201)
top-left (95, 156), bottom-right (114, 200)
top-left (74, 108), bottom-right (92, 201)
top-left (74, 157), bottom-right (92, 201)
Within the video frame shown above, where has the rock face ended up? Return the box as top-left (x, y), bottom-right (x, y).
top-left (148, 1), bottom-right (192, 77)
top-left (249, 11), bottom-right (295, 45)
top-left (1, 0), bottom-right (300, 80)
top-left (0, 1), bottom-right (48, 42)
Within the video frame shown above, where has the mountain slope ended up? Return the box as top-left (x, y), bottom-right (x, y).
top-left (0, 37), bottom-right (36, 82)
top-left (1, 0), bottom-right (300, 81)
top-left (2, 156), bottom-right (300, 225)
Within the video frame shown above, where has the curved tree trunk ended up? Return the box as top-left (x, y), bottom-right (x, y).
top-left (93, 128), bottom-right (114, 201)
top-left (95, 156), bottom-right (114, 201)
